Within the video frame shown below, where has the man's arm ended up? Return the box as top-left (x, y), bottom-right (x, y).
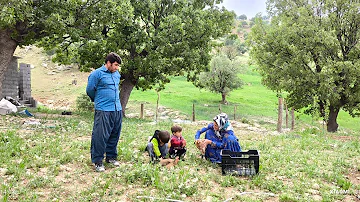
top-left (86, 72), bottom-right (98, 102)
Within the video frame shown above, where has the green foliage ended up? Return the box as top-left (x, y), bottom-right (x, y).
top-left (198, 54), bottom-right (243, 104)
top-left (222, 35), bottom-right (248, 59)
top-left (235, 40), bottom-right (248, 54)
top-left (237, 14), bottom-right (247, 20)
top-left (224, 34), bottom-right (238, 46)
top-left (0, 0), bottom-right (88, 46)
top-left (248, 0), bottom-right (360, 132)
top-left (236, 26), bottom-right (243, 35)
top-left (39, 0), bottom-right (133, 65)
top-left (241, 21), bottom-right (248, 27)
top-left (335, 176), bottom-right (352, 190)
top-left (249, 21), bottom-right (255, 27)
top-left (28, 0), bottom-right (236, 116)
top-left (76, 93), bottom-right (94, 112)
top-left (38, 0), bottom-right (235, 94)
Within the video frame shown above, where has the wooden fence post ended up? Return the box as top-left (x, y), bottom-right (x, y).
top-left (156, 91), bottom-right (160, 122)
top-left (291, 107), bottom-right (295, 130)
top-left (277, 97), bottom-right (283, 133)
top-left (284, 99), bottom-right (289, 128)
top-left (140, 103), bottom-right (144, 119)
top-left (234, 105), bottom-right (237, 120)
top-left (219, 104), bottom-right (222, 113)
top-left (192, 103), bottom-right (195, 122)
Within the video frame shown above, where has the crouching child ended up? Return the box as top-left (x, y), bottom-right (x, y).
top-left (146, 130), bottom-right (170, 162)
top-left (169, 125), bottom-right (187, 160)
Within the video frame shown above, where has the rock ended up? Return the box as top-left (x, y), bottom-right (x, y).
top-left (126, 113), bottom-right (139, 118)
top-left (312, 183), bottom-right (320, 190)
top-left (312, 195), bottom-right (322, 201)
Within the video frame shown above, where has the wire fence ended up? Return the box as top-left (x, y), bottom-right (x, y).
top-left (135, 97), bottom-right (295, 132)
top-left (136, 102), bottom-right (255, 122)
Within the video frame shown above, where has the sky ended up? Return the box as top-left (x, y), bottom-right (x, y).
top-left (218, 0), bottom-right (267, 19)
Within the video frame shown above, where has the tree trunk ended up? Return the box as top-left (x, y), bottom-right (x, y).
top-left (120, 76), bottom-right (135, 117)
top-left (327, 106), bottom-right (340, 132)
top-left (221, 92), bottom-right (228, 104)
top-left (0, 28), bottom-right (18, 98)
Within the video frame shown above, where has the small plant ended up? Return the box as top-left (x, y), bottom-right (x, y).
top-left (36, 105), bottom-right (52, 113)
top-left (76, 93), bottom-right (94, 112)
top-left (241, 117), bottom-right (253, 125)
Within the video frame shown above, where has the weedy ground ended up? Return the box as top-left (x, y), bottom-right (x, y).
top-left (4, 46), bottom-right (359, 201)
top-left (0, 109), bottom-right (359, 202)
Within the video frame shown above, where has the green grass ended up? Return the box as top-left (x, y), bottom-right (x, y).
top-left (129, 62), bottom-right (360, 132)
top-left (337, 110), bottom-right (360, 131)
top-left (1, 111), bottom-right (359, 201)
top-left (129, 69), bottom-right (279, 122)
top-left (5, 49), bottom-right (360, 201)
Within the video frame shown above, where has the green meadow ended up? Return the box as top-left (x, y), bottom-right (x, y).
top-left (1, 109), bottom-right (359, 201)
top-left (129, 61), bottom-right (360, 132)
top-left (1, 55), bottom-right (359, 201)
top-left (129, 69), bottom-right (278, 121)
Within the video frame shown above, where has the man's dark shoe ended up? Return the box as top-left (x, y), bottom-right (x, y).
top-left (95, 162), bottom-right (105, 172)
top-left (106, 158), bottom-right (120, 167)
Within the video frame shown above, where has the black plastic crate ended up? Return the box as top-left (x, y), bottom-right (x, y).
top-left (220, 149), bottom-right (259, 176)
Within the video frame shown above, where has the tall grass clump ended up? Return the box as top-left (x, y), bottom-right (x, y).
top-left (76, 93), bottom-right (94, 112)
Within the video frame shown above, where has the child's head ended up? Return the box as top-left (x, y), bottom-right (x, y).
top-left (171, 125), bottom-right (182, 138)
top-left (158, 130), bottom-right (170, 146)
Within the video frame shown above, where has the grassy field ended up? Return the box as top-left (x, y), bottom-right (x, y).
top-left (2, 47), bottom-right (358, 201)
top-left (129, 73), bottom-right (278, 120)
top-left (128, 65), bottom-right (360, 132)
top-left (0, 110), bottom-right (359, 201)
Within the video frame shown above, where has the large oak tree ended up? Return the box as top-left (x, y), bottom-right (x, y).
top-left (40, 0), bottom-right (235, 116)
top-left (248, 0), bottom-right (360, 132)
top-left (0, 0), bottom-right (129, 97)
top-left (1, 0), bottom-right (234, 116)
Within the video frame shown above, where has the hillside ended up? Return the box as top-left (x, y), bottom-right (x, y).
top-left (14, 46), bottom-right (89, 110)
top-left (232, 19), bottom-right (252, 42)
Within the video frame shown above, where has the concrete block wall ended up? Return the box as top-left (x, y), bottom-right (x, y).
top-left (1, 57), bottom-right (32, 101)
top-left (2, 57), bottom-right (19, 99)
top-left (19, 63), bottom-right (31, 100)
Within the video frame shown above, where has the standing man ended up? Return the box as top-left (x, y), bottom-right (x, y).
top-left (86, 52), bottom-right (123, 172)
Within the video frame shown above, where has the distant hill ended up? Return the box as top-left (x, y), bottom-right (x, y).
top-left (232, 19), bottom-right (252, 42)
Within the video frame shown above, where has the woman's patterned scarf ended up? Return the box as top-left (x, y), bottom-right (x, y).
top-left (213, 113), bottom-right (233, 139)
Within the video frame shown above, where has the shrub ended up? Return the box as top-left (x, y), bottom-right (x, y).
top-left (76, 93), bottom-right (94, 111)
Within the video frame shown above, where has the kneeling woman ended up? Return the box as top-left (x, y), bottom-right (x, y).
top-left (194, 113), bottom-right (241, 163)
